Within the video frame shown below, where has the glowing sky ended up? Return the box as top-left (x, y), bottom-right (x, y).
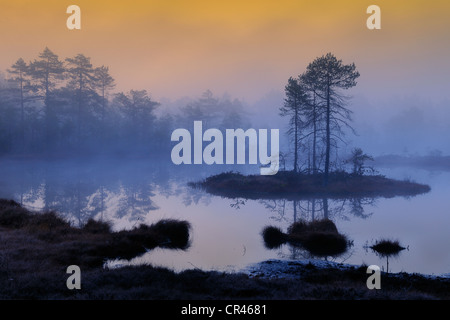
top-left (1, 0), bottom-right (450, 103)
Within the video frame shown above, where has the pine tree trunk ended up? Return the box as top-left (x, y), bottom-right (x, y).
top-left (20, 74), bottom-right (25, 149)
top-left (312, 93), bottom-right (317, 174)
top-left (294, 101), bottom-right (298, 173)
top-left (324, 85), bottom-right (331, 186)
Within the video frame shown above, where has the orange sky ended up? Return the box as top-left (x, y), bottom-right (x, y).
top-left (1, 0), bottom-right (450, 103)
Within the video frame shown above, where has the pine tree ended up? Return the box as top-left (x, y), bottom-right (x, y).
top-left (280, 77), bottom-right (309, 173)
top-left (7, 58), bottom-right (31, 144)
top-left (65, 53), bottom-right (98, 138)
top-left (28, 47), bottom-right (65, 111)
top-left (94, 65), bottom-right (115, 121)
top-left (304, 53), bottom-right (359, 185)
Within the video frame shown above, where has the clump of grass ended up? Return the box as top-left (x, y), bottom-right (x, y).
top-left (0, 200), bottom-right (71, 234)
top-left (27, 211), bottom-right (71, 230)
top-left (261, 226), bottom-right (287, 249)
top-left (262, 219), bottom-right (349, 257)
top-left (83, 218), bottom-right (112, 234)
top-left (0, 199), bottom-right (21, 209)
top-left (0, 200), bottom-right (32, 228)
top-left (0, 199), bottom-right (192, 267)
top-left (370, 239), bottom-right (405, 257)
top-left (86, 219), bottom-right (192, 265)
top-left (288, 219), bottom-right (338, 235)
top-left (105, 219), bottom-right (192, 261)
top-left (149, 219), bottom-right (191, 249)
top-left (300, 232), bottom-right (348, 257)
top-left (285, 221), bottom-right (307, 235)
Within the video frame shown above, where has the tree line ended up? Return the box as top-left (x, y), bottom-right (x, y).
top-left (0, 47), bottom-right (159, 155)
top-left (0, 48), bottom-right (249, 157)
top-left (1, 48), bottom-right (366, 180)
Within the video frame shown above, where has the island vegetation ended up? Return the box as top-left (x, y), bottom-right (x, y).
top-left (190, 170), bottom-right (431, 200)
top-left (190, 54), bottom-right (431, 200)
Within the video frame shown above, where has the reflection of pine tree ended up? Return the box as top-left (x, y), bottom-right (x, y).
top-left (259, 199), bottom-right (288, 222)
top-left (58, 181), bottom-right (96, 226)
top-left (117, 182), bottom-right (158, 222)
top-left (348, 198), bottom-right (375, 219)
top-left (182, 185), bottom-right (211, 207)
top-left (260, 196), bottom-right (376, 225)
top-left (88, 186), bottom-right (108, 221)
top-left (43, 180), bottom-right (60, 212)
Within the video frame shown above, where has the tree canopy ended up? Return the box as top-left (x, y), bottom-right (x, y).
top-left (280, 53), bottom-right (360, 182)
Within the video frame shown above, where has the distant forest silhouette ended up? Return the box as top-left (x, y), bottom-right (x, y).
top-left (0, 47), bottom-right (250, 157)
top-left (1, 48), bottom-right (366, 181)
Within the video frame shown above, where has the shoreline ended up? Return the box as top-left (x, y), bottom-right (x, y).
top-left (1, 198), bottom-right (449, 300)
top-left (240, 258), bottom-right (450, 281)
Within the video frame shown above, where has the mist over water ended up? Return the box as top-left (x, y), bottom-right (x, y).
top-left (1, 157), bottom-right (448, 276)
top-left (1, 45), bottom-right (450, 279)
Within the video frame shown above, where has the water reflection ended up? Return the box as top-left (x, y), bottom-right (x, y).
top-left (0, 159), bottom-right (200, 228)
top-left (256, 198), bottom-right (359, 263)
top-left (262, 219), bottom-right (352, 259)
top-left (1, 159), bottom-right (448, 275)
top-left (258, 197), bottom-right (375, 224)
top-left (365, 239), bottom-right (408, 273)
top-left (0, 160), bottom-right (393, 231)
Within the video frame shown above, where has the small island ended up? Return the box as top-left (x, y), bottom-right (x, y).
top-left (187, 53), bottom-right (432, 202)
top-left (189, 170), bottom-right (431, 200)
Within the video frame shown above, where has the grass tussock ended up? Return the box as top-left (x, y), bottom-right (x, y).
top-left (262, 219), bottom-right (349, 257)
top-left (82, 218), bottom-right (112, 234)
top-left (261, 226), bottom-right (287, 249)
top-left (0, 199), bottom-right (191, 268)
top-left (370, 239), bottom-right (406, 257)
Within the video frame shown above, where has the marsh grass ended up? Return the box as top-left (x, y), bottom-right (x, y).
top-left (261, 226), bottom-right (287, 249)
top-left (262, 219), bottom-right (349, 257)
top-left (0, 199), bottom-right (191, 267)
top-left (370, 239), bottom-right (406, 257)
top-left (82, 219), bottom-right (112, 234)
top-left (1, 199), bottom-right (448, 300)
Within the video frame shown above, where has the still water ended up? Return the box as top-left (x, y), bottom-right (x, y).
top-left (0, 158), bottom-right (449, 276)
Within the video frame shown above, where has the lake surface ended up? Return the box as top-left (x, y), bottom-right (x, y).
top-left (0, 158), bottom-right (449, 276)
